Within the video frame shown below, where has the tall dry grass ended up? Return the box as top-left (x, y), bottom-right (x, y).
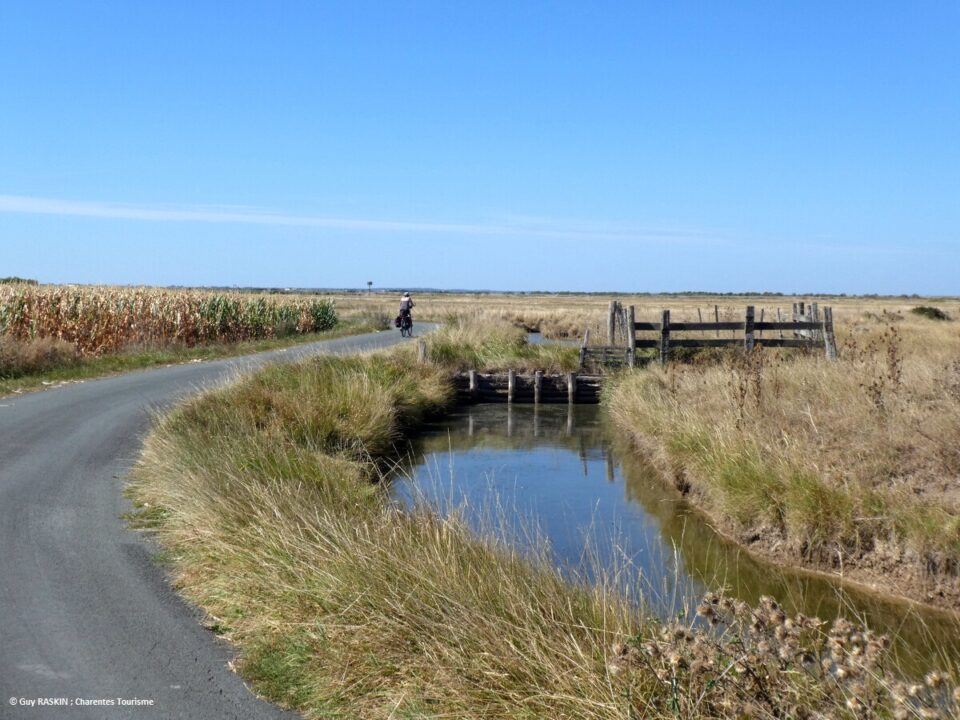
top-left (608, 312), bottom-right (960, 607)
top-left (0, 335), bottom-right (80, 378)
top-left (406, 315), bottom-right (580, 372)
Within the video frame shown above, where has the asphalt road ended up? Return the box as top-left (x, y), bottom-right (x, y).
top-left (0, 327), bottom-right (432, 719)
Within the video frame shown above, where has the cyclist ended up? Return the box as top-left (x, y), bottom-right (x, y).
top-left (398, 292), bottom-right (414, 336)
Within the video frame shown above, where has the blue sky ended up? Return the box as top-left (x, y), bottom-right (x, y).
top-left (1, 1), bottom-right (958, 293)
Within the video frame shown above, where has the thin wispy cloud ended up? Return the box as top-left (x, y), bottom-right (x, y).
top-left (0, 194), bottom-right (712, 245)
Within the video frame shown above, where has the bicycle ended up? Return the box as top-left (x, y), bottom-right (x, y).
top-left (399, 313), bottom-right (413, 338)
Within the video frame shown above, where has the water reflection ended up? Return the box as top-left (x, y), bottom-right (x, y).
top-left (393, 404), bottom-right (960, 675)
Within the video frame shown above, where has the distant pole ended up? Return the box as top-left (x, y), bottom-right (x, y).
top-left (367, 281), bottom-right (373, 295)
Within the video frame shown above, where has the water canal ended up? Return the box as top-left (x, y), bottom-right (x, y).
top-left (393, 403), bottom-right (960, 675)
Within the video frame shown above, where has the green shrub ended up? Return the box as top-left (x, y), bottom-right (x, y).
top-left (911, 305), bottom-right (950, 321)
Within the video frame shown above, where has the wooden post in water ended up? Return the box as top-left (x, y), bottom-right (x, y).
top-left (659, 310), bottom-right (671, 366)
top-left (627, 305), bottom-right (636, 367)
top-left (534, 370), bottom-right (543, 405)
top-left (579, 328), bottom-right (590, 369)
top-left (469, 370), bottom-right (478, 400)
top-left (507, 369), bottom-right (516, 403)
top-left (416, 339), bottom-right (427, 364)
top-left (823, 307), bottom-right (838, 361)
top-left (567, 372), bottom-right (577, 404)
top-left (744, 305), bottom-right (755, 352)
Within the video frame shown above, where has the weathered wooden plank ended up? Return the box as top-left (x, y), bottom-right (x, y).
top-left (755, 321), bottom-right (822, 331)
top-left (660, 310), bottom-right (670, 366)
top-left (607, 300), bottom-right (616, 345)
top-left (669, 338), bottom-right (742, 347)
top-left (666, 322), bottom-right (743, 331)
top-left (823, 306), bottom-right (838, 361)
top-left (755, 339), bottom-right (819, 348)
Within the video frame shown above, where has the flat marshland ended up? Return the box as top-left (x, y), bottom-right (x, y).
top-left (128, 296), bottom-right (960, 718)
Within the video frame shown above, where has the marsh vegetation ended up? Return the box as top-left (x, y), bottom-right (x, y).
top-left (128, 298), bottom-right (960, 717)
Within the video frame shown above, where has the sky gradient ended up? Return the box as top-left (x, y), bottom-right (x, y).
top-left (1, 2), bottom-right (958, 293)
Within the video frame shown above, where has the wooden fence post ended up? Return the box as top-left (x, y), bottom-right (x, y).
top-left (659, 310), bottom-right (670, 366)
top-left (777, 308), bottom-right (784, 339)
top-left (627, 305), bottom-right (636, 368)
top-left (744, 305), bottom-right (755, 352)
top-left (567, 372), bottom-right (577, 404)
top-left (758, 308), bottom-right (765, 339)
top-left (469, 370), bottom-right (478, 399)
top-left (507, 369), bottom-right (516, 403)
top-left (534, 370), bottom-right (543, 405)
top-left (608, 301), bottom-right (616, 345)
top-left (823, 307), bottom-right (838, 361)
top-left (714, 305), bottom-right (720, 337)
top-left (579, 328), bottom-right (590, 369)
top-left (416, 339), bottom-right (427, 363)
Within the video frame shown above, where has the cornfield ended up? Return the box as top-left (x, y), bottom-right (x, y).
top-left (0, 286), bottom-right (338, 356)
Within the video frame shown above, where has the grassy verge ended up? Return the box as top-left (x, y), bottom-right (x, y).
top-left (0, 320), bottom-right (379, 397)
top-left (607, 317), bottom-right (960, 609)
top-left (128, 348), bottom-right (958, 718)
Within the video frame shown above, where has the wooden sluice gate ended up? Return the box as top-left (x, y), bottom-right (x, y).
top-left (451, 370), bottom-right (603, 404)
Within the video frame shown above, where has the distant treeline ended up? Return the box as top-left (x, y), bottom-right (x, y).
top-left (0, 277), bottom-right (38, 285)
top-left (95, 284), bottom-right (944, 300)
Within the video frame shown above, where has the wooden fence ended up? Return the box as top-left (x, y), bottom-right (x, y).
top-left (604, 301), bottom-right (837, 366)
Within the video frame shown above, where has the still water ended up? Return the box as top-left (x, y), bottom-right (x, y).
top-left (392, 403), bottom-right (960, 674)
